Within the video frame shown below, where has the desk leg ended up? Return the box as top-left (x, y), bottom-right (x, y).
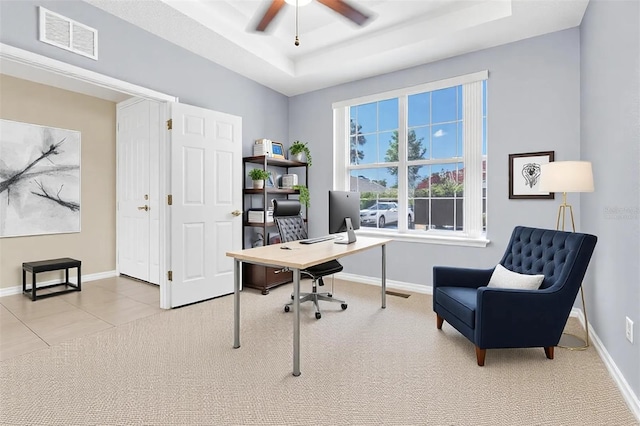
top-left (381, 244), bottom-right (386, 309)
top-left (293, 268), bottom-right (301, 377)
top-left (233, 259), bottom-right (241, 349)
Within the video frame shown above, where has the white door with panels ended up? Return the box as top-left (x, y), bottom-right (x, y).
top-left (117, 99), bottom-right (161, 284)
top-left (169, 103), bottom-right (243, 308)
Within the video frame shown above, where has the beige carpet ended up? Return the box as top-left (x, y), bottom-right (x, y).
top-left (1, 281), bottom-right (637, 425)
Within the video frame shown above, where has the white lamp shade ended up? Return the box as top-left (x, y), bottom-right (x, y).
top-left (539, 161), bottom-right (594, 193)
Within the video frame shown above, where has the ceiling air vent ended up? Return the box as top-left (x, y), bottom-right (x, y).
top-left (39, 7), bottom-right (98, 60)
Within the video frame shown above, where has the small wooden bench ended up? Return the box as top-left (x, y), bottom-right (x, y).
top-left (22, 258), bottom-right (82, 301)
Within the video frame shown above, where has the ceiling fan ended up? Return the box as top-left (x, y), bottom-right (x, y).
top-left (253, 0), bottom-right (372, 46)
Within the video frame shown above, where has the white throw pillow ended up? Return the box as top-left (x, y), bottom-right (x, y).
top-left (487, 264), bottom-right (545, 290)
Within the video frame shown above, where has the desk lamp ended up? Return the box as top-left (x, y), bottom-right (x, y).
top-left (539, 161), bottom-right (594, 350)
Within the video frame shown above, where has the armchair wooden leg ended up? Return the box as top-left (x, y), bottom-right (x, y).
top-left (544, 346), bottom-right (554, 360)
top-left (475, 346), bottom-right (486, 366)
top-left (436, 314), bottom-right (444, 330)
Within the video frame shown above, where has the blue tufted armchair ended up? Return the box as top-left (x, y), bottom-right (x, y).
top-left (433, 226), bottom-right (597, 366)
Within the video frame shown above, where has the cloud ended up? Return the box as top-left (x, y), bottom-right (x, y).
top-left (433, 129), bottom-right (446, 138)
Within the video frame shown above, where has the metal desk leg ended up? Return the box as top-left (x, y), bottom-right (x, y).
top-left (293, 268), bottom-right (301, 377)
top-left (233, 259), bottom-right (241, 349)
top-left (381, 244), bottom-right (386, 309)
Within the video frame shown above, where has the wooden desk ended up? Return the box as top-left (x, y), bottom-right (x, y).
top-left (226, 236), bottom-right (391, 376)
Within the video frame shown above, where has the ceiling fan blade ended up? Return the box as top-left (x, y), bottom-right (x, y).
top-left (254, 0), bottom-right (286, 32)
top-left (316, 0), bottom-right (371, 26)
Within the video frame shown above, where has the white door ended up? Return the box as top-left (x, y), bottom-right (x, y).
top-left (169, 103), bottom-right (242, 308)
top-left (117, 99), bottom-right (161, 284)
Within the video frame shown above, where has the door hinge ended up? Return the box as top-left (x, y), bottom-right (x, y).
top-left (167, 194), bottom-right (173, 205)
top-left (166, 119), bottom-right (172, 130)
top-left (167, 271), bottom-right (173, 281)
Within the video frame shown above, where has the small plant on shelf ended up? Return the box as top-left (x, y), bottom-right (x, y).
top-left (289, 140), bottom-right (312, 166)
top-left (248, 168), bottom-right (270, 189)
top-left (293, 185), bottom-right (310, 208)
top-left (248, 168), bottom-right (270, 180)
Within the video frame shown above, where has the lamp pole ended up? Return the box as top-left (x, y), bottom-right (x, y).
top-left (555, 191), bottom-right (589, 350)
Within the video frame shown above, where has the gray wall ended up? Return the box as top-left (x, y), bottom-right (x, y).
top-left (0, 0), bottom-right (289, 153)
top-left (289, 29), bottom-right (582, 286)
top-left (581, 0), bottom-right (640, 399)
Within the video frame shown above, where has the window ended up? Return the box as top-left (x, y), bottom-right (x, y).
top-left (333, 71), bottom-right (488, 245)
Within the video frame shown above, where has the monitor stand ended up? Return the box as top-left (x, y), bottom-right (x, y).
top-left (334, 217), bottom-right (357, 245)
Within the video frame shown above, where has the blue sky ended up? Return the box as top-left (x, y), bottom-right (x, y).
top-left (349, 83), bottom-right (486, 189)
top-left (350, 86), bottom-right (461, 188)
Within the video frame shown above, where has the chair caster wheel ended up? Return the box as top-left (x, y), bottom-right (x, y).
top-left (291, 294), bottom-right (294, 300)
top-left (315, 312), bottom-right (322, 319)
top-left (341, 303), bottom-right (348, 310)
top-left (327, 293), bottom-right (332, 298)
top-left (284, 305), bottom-right (290, 313)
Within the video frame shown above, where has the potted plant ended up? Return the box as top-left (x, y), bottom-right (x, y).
top-left (293, 185), bottom-right (310, 208)
top-left (249, 168), bottom-right (270, 189)
top-left (289, 140), bottom-right (312, 166)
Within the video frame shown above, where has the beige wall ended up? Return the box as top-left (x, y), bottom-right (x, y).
top-left (0, 75), bottom-right (116, 289)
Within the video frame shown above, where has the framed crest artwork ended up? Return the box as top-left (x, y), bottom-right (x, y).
top-left (508, 151), bottom-right (555, 199)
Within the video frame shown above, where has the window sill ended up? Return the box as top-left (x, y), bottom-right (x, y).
top-left (355, 229), bottom-right (490, 247)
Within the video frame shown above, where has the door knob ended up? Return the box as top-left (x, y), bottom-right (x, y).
top-left (138, 205), bottom-right (149, 211)
top-left (231, 210), bottom-right (242, 216)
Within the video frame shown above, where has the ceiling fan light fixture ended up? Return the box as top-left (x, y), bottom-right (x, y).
top-left (285, 0), bottom-right (313, 6)
top-left (253, 0), bottom-right (371, 36)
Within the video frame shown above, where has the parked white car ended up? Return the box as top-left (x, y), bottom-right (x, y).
top-left (360, 202), bottom-right (414, 228)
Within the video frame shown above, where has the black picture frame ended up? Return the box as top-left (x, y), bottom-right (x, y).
top-left (508, 151), bottom-right (555, 199)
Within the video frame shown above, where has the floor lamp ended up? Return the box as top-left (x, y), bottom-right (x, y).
top-left (539, 161), bottom-right (594, 350)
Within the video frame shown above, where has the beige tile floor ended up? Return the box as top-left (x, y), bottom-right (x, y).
top-left (0, 276), bottom-right (163, 361)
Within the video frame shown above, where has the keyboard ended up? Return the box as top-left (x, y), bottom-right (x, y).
top-left (299, 235), bottom-right (336, 244)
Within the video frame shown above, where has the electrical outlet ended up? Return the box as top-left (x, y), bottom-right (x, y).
top-left (625, 317), bottom-right (634, 343)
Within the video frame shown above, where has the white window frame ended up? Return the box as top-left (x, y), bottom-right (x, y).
top-left (333, 71), bottom-right (489, 247)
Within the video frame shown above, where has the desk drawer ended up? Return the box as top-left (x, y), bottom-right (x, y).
top-left (243, 264), bottom-right (292, 295)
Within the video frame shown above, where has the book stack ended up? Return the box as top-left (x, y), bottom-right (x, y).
top-left (253, 139), bottom-right (272, 157)
top-left (248, 208), bottom-right (274, 223)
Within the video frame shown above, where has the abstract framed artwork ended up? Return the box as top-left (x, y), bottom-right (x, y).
top-left (0, 119), bottom-right (81, 237)
top-left (508, 151), bottom-right (555, 199)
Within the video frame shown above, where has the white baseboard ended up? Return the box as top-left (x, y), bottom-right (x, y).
top-left (337, 272), bottom-right (640, 422)
top-left (0, 270), bottom-right (118, 298)
top-left (336, 272), bottom-right (432, 295)
top-left (575, 309), bottom-right (640, 421)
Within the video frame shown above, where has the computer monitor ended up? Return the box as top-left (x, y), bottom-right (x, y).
top-left (328, 190), bottom-right (361, 244)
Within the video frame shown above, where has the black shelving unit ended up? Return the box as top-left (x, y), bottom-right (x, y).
top-left (242, 155), bottom-right (308, 294)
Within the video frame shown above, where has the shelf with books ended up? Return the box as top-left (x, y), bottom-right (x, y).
top-left (242, 153), bottom-right (309, 295)
top-left (244, 188), bottom-right (299, 195)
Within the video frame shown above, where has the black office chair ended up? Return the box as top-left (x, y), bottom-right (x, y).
top-left (272, 199), bottom-right (347, 319)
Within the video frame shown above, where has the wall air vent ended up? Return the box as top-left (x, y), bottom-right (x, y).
top-left (39, 7), bottom-right (98, 60)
